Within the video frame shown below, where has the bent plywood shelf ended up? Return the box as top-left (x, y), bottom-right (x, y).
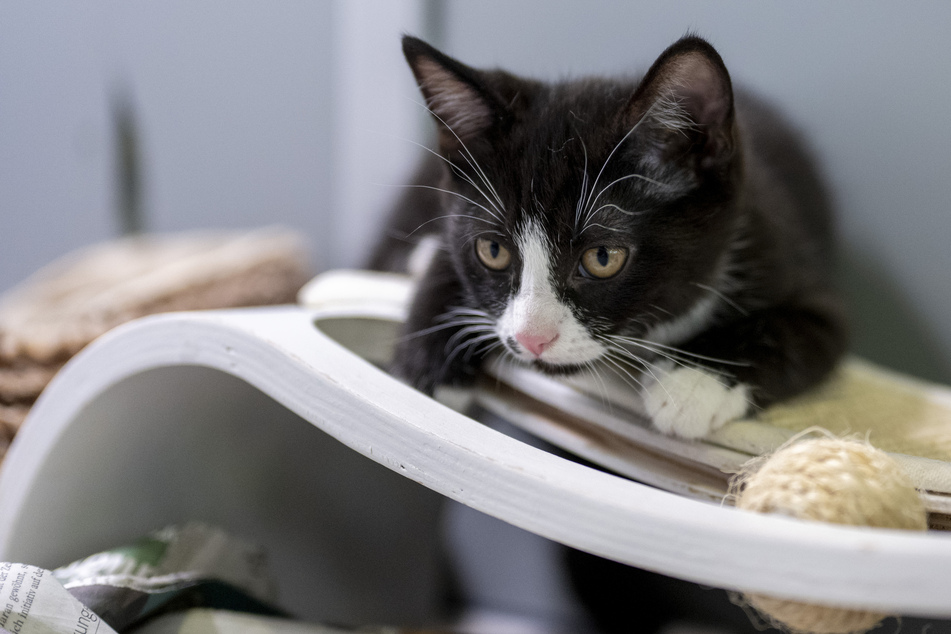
top-left (2, 270), bottom-right (951, 621)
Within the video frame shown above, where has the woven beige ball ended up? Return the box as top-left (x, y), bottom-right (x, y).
top-left (732, 437), bottom-right (928, 634)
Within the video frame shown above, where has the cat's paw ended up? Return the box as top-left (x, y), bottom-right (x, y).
top-left (642, 367), bottom-right (750, 439)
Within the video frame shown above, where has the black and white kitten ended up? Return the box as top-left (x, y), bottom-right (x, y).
top-left (370, 35), bottom-right (847, 439)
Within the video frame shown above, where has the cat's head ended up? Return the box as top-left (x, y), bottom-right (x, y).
top-left (404, 35), bottom-right (743, 374)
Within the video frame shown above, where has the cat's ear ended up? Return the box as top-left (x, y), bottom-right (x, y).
top-left (627, 36), bottom-right (735, 170)
top-left (402, 36), bottom-right (504, 153)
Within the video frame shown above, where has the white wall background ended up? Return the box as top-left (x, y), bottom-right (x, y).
top-left (2, 0), bottom-right (950, 381)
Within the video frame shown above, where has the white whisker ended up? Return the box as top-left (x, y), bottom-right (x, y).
top-left (576, 98), bottom-right (679, 233)
top-left (467, 336), bottom-right (503, 362)
top-left (445, 324), bottom-right (496, 353)
top-left (402, 318), bottom-right (493, 343)
top-left (581, 110), bottom-right (649, 218)
top-left (582, 359), bottom-right (612, 411)
top-left (377, 126), bottom-right (506, 222)
top-left (574, 137), bottom-right (591, 229)
top-left (443, 329), bottom-right (499, 370)
top-left (410, 97), bottom-right (507, 217)
top-left (578, 99), bottom-right (672, 226)
top-left (599, 353), bottom-right (648, 392)
top-left (589, 203), bottom-right (646, 218)
top-left (577, 222), bottom-right (624, 236)
top-left (603, 345), bottom-right (659, 379)
top-left (692, 282), bottom-right (749, 316)
top-left (400, 184), bottom-right (503, 225)
top-left (585, 173), bottom-right (670, 224)
top-left (404, 212), bottom-right (499, 238)
top-left (606, 334), bottom-right (750, 369)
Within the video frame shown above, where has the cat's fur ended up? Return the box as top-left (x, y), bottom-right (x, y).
top-left (369, 35), bottom-right (847, 439)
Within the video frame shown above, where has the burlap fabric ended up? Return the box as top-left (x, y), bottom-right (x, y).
top-left (0, 228), bottom-right (311, 452)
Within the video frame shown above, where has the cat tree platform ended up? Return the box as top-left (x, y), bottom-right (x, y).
top-left (2, 270), bottom-right (951, 625)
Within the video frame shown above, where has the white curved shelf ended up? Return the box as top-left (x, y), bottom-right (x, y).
top-left (2, 292), bottom-right (951, 619)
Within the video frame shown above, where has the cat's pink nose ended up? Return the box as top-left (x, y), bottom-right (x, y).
top-left (515, 331), bottom-right (559, 357)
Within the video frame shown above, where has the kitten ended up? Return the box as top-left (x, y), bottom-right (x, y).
top-left (369, 35), bottom-right (847, 439)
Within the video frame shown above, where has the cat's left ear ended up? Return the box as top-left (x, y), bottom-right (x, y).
top-left (627, 36), bottom-right (736, 170)
top-left (402, 36), bottom-right (506, 154)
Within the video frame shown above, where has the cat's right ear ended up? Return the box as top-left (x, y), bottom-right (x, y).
top-left (402, 36), bottom-right (503, 154)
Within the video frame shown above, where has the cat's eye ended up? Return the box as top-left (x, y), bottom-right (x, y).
top-left (475, 237), bottom-right (512, 271)
top-left (580, 246), bottom-right (627, 279)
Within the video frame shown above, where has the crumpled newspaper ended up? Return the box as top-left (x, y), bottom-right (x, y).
top-left (0, 523), bottom-right (450, 634)
top-left (0, 522), bottom-right (277, 633)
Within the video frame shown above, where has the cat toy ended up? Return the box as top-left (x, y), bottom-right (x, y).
top-left (731, 436), bottom-right (928, 634)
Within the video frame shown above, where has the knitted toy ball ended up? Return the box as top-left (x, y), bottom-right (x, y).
top-left (732, 437), bottom-right (928, 634)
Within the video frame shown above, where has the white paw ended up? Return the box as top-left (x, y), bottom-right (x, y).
top-left (642, 367), bottom-right (750, 439)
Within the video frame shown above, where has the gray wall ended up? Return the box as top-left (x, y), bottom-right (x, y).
top-left (1, 1), bottom-right (335, 277)
top-left (0, 0), bottom-right (424, 286)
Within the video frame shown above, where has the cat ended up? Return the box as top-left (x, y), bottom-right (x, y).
top-left (369, 34), bottom-right (847, 440)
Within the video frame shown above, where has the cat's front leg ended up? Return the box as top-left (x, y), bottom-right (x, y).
top-left (391, 251), bottom-right (484, 395)
top-left (641, 295), bottom-right (847, 439)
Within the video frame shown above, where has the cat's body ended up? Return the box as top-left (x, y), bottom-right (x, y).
top-left (370, 35), bottom-right (847, 439)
